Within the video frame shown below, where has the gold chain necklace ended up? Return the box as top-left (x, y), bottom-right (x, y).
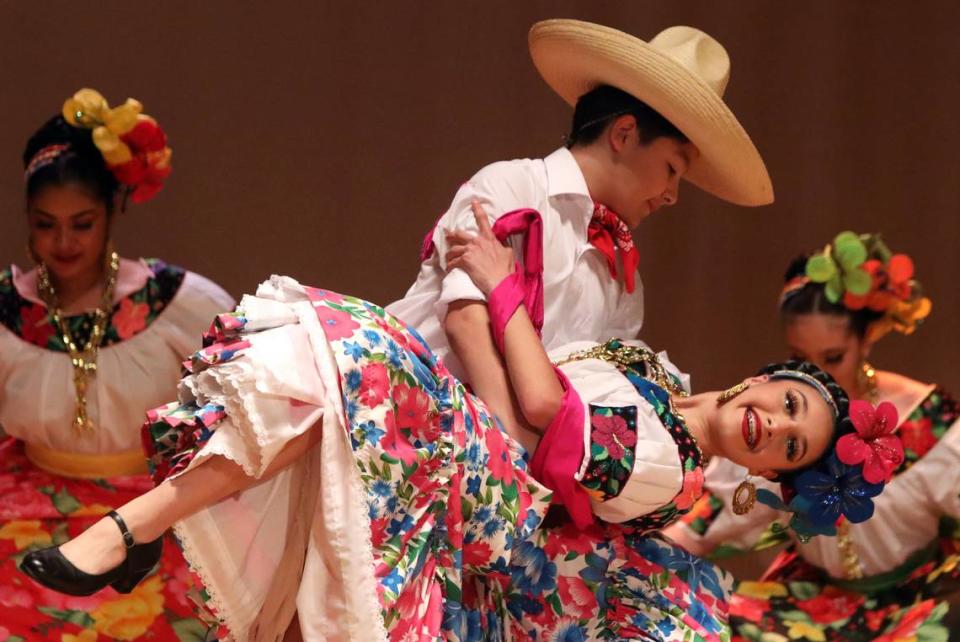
top-left (836, 518), bottom-right (864, 579)
top-left (36, 250), bottom-right (120, 435)
top-left (555, 340), bottom-right (688, 398)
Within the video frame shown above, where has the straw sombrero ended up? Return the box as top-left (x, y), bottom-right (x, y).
top-left (529, 19), bottom-right (773, 206)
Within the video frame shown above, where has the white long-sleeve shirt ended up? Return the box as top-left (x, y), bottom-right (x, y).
top-left (386, 147), bottom-right (645, 380)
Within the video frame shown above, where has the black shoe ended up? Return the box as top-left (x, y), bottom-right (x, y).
top-left (19, 510), bottom-right (163, 596)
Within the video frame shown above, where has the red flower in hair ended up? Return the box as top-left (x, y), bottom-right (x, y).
top-left (835, 400), bottom-right (903, 483)
top-left (123, 118), bottom-right (167, 151)
top-left (113, 117), bottom-right (173, 203)
top-left (843, 254), bottom-right (915, 311)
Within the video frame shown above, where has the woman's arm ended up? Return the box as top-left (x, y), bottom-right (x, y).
top-left (444, 301), bottom-right (540, 453)
top-left (445, 201), bottom-right (563, 431)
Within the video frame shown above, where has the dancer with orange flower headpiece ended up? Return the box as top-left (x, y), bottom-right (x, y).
top-left (668, 231), bottom-right (959, 640)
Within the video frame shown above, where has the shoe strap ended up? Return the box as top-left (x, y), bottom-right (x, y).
top-left (108, 510), bottom-right (136, 549)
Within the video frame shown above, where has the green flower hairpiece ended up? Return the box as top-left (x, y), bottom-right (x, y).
top-left (804, 232), bottom-right (890, 303)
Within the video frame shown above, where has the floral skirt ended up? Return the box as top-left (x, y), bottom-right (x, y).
top-left (140, 277), bottom-right (733, 641)
top-left (0, 438), bottom-right (214, 641)
top-left (457, 518), bottom-right (733, 641)
top-left (729, 538), bottom-right (960, 642)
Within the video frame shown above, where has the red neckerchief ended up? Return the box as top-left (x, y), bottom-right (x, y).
top-left (587, 203), bottom-right (639, 293)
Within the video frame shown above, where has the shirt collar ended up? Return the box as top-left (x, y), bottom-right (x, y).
top-left (12, 257), bottom-right (154, 307)
top-left (544, 147), bottom-right (592, 200)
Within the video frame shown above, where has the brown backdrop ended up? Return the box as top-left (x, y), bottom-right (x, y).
top-left (2, 1), bottom-right (958, 393)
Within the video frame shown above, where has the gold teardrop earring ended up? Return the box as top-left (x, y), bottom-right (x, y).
top-left (859, 361), bottom-right (879, 404)
top-left (732, 477), bottom-right (757, 515)
top-left (716, 381), bottom-right (749, 406)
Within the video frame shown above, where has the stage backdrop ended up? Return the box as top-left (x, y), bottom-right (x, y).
top-left (1, 1), bottom-right (957, 394)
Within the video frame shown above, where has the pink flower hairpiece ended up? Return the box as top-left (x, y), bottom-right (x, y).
top-left (835, 400), bottom-right (903, 484)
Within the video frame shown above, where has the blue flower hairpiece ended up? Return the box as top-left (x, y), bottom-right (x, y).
top-left (756, 453), bottom-right (885, 542)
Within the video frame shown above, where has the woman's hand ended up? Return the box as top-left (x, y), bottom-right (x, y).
top-left (445, 200), bottom-right (515, 296)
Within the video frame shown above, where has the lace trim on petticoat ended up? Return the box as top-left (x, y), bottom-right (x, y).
top-left (172, 440), bottom-right (253, 641)
top-left (293, 293), bottom-right (389, 641)
top-left (178, 362), bottom-right (263, 478)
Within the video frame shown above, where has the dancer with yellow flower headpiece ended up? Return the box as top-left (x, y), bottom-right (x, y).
top-left (0, 89), bottom-right (233, 639)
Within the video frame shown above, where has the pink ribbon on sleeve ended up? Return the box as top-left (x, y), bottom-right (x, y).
top-left (529, 368), bottom-right (594, 528)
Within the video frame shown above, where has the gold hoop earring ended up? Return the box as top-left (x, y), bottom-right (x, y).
top-left (717, 381), bottom-right (749, 406)
top-left (732, 478), bottom-right (757, 515)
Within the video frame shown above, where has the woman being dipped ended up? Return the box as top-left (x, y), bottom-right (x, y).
top-left (668, 231), bottom-right (957, 640)
top-left (21, 216), bottom-right (890, 641)
top-left (2, 89), bottom-right (234, 639)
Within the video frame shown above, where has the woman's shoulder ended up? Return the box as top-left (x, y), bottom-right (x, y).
top-left (877, 369), bottom-right (933, 402)
top-left (883, 371), bottom-right (959, 474)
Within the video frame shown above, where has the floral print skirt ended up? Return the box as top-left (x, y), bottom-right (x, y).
top-left (0, 438), bottom-right (214, 642)
top-left (141, 277), bottom-right (733, 641)
top-left (455, 517), bottom-right (733, 641)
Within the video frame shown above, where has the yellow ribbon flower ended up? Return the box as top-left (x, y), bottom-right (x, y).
top-left (737, 581), bottom-right (788, 600)
top-left (866, 296), bottom-right (933, 344)
top-left (92, 127), bottom-right (133, 166)
top-left (103, 98), bottom-right (142, 135)
top-left (61, 89), bottom-right (144, 167)
top-left (62, 88), bottom-right (109, 128)
top-left (0, 520), bottom-right (53, 549)
top-left (62, 630), bottom-right (98, 642)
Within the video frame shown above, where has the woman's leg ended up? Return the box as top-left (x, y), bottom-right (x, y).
top-left (59, 418), bottom-right (324, 575)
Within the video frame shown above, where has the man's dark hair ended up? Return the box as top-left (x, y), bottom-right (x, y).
top-left (566, 85), bottom-right (688, 148)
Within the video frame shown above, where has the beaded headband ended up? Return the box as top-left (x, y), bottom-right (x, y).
top-left (24, 144), bottom-right (70, 181)
top-left (768, 369), bottom-right (839, 418)
top-left (778, 275), bottom-right (810, 306)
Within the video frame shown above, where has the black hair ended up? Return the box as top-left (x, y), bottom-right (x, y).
top-left (754, 359), bottom-right (854, 488)
top-left (779, 255), bottom-right (884, 340)
top-left (565, 85), bottom-right (689, 148)
top-left (23, 115), bottom-right (120, 214)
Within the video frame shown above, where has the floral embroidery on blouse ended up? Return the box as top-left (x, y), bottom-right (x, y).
top-left (0, 259), bottom-right (186, 351)
top-left (896, 388), bottom-right (958, 471)
top-left (581, 405), bottom-right (638, 501)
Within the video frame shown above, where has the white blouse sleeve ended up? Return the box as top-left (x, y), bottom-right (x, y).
top-left (433, 161), bottom-right (541, 317)
top-left (155, 271), bottom-right (237, 358)
top-left (914, 418), bottom-right (960, 519)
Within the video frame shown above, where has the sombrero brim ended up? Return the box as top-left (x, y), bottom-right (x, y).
top-left (529, 19), bottom-right (774, 206)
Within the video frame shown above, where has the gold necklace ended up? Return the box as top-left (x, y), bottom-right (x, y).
top-left (37, 249), bottom-right (120, 435)
top-left (836, 518), bottom-right (864, 579)
top-left (555, 340), bottom-right (688, 398)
